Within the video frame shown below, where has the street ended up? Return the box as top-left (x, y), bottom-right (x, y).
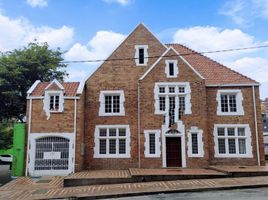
top-left (0, 164), bottom-right (12, 186)
top-left (106, 187), bottom-right (268, 200)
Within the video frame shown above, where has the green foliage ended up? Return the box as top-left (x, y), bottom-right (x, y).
top-left (0, 42), bottom-right (68, 121)
top-left (0, 122), bottom-right (13, 150)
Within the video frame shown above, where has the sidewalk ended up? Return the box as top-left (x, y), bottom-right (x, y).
top-left (2, 175), bottom-right (268, 200)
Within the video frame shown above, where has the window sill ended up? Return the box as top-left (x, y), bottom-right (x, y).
top-left (93, 154), bottom-right (131, 158)
top-left (215, 154), bottom-right (253, 158)
top-left (144, 154), bottom-right (161, 158)
top-left (99, 113), bottom-right (125, 117)
top-left (217, 112), bottom-right (244, 116)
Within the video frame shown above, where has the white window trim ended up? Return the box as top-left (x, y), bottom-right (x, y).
top-left (165, 60), bottom-right (178, 78)
top-left (135, 45), bottom-right (148, 66)
top-left (144, 130), bottom-right (161, 157)
top-left (213, 124), bottom-right (253, 158)
top-left (154, 82), bottom-right (192, 115)
top-left (43, 90), bottom-right (64, 120)
top-left (216, 89), bottom-right (244, 116)
top-left (94, 125), bottom-right (131, 158)
top-left (99, 90), bottom-right (125, 116)
top-left (187, 126), bottom-right (204, 157)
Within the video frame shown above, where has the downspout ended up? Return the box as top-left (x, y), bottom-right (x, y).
top-left (252, 86), bottom-right (260, 166)
top-left (25, 98), bottom-right (32, 176)
top-left (138, 81), bottom-right (141, 168)
top-left (73, 99), bottom-right (77, 172)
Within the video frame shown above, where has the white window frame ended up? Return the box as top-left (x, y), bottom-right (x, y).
top-left (213, 124), bottom-right (253, 158)
top-left (135, 45), bottom-right (148, 66)
top-left (216, 89), bottom-right (244, 116)
top-left (99, 90), bottom-right (125, 116)
top-left (43, 90), bottom-right (64, 120)
top-left (94, 125), bottom-right (131, 158)
top-left (165, 60), bottom-right (178, 78)
top-left (144, 130), bottom-right (161, 157)
top-left (187, 126), bottom-right (204, 157)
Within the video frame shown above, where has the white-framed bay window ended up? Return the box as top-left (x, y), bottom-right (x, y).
top-left (216, 89), bottom-right (244, 116)
top-left (94, 125), bottom-right (131, 158)
top-left (99, 90), bottom-right (125, 116)
top-left (214, 124), bottom-right (252, 158)
top-left (144, 130), bottom-right (161, 157)
top-left (187, 126), bottom-right (204, 157)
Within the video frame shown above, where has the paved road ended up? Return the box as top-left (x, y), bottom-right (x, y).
top-left (106, 187), bottom-right (268, 200)
top-left (0, 164), bottom-right (12, 186)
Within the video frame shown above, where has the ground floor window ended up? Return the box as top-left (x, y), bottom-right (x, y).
top-left (144, 130), bottom-right (161, 157)
top-left (214, 124), bottom-right (252, 158)
top-left (94, 125), bottom-right (131, 158)
top-left (187, 127), bottom-right (204, 157)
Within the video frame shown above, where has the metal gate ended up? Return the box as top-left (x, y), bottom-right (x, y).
top-left (34, 137), bottom-right (70, 173)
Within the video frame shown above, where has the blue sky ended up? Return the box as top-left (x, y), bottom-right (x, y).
top-left (0, 0), bottom-right (267, 98)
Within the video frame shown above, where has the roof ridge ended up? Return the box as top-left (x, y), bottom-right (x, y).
top-left (167, 43), bottom-right (258, 84)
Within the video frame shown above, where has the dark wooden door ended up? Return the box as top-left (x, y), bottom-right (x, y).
top-left (166, 137), bottom-right (182, 167)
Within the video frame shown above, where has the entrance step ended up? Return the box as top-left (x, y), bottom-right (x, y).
top-left (63, 168), bottom-right (227, 187)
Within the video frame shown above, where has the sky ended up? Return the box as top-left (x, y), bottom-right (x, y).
top-left (0, 0), bottom-right (267, 98)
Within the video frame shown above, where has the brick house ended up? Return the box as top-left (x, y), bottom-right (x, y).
top-left (25, 24), bottom-right (265, 176)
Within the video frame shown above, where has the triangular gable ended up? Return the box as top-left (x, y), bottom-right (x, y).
top-left (45, 79), bottom-right (64, 90)
top-left (139, 47), bottom-right (204, 80)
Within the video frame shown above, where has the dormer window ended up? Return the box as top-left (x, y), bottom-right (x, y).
top-left (165, 60), bottom-right (178, 78)
top-left (49, 94), bottom-right (60, 111)
top-left (135, 45), bottom-right (148, 66)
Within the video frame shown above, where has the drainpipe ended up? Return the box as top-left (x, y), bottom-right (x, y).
top-left (252, 86), bottom-right (260, 166)
top-left (25, 98), bottom-right (32, 176)
top-left (138, 81), bottom-right (141, 168)
top-left (73, 99), bottom-right (77, 173)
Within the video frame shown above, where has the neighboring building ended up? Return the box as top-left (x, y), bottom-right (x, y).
top-left (261, 98), bottom-right (268, 155)
top-left (25, 24), bottom-right (265, 176)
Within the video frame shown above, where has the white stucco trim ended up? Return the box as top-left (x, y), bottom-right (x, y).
top-left (45, 79), bottom-right (64, 90)
top-left (144, 130), bottom-right (161, 157)
top-left (187, 126), bottom-right (204, 157)
top-left (43, 90), bottom-right (64, 120)
top-left (216, 89), bottom-right (244, 116)
top-left (94, 125), bottom-right (131, 158)
top-left (27, 80), bottom-right (40, 96)
top-left (165, 60), bottom-right (178, 78)
top-left (99, 90), bottom-right (125, 116)
top-left (28, 132), bottom-right (75, 177)
top-left (213, 124), bottom-right (253, 158)
top-left (135, 45), bottom-right (148, 66)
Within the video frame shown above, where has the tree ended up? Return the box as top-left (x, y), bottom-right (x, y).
top-left (0, 42), bottom-right (68, 122)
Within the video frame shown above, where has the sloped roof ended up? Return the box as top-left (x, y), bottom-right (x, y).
top-left (30, 82), bottom-right (80, 96)
top-left (167, 44), bottom-right (258, 85)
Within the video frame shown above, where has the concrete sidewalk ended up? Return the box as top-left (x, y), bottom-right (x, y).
top-left (2, 175), bottom-right (268, 199)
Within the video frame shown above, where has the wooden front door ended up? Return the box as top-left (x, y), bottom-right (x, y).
top-left (166, 137), bottom-right (182, 167)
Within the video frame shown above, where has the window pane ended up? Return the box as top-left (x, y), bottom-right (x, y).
top-left (112, 95), bottom-right (120, 113)
top-left (221, 94), bottom-right (229, 112)
top-left (238, 138), bottom-right (246, 154)
top-left (99, 128), bottom-right (107, 137)
top-left (109, 128), bottom-right (116, 136)
top-left (229, 94), bottom-right (237, 112)
top-left (228, 139), bottom-right (236, 154)
top-left (217, 128), bottom-right (225, 136)
top-left (105, 96), bottom-right (112, 113)
top-left (227, 128), bottom-right (235, 136)
top-left (218, 138), bottom-right (226, 154)
top-left (99, 139), bottom-right (106, 154)
top-left (119, 128), bottom-right (126, 136)
top-left (169, 97), bottom-right (175, 127)
top-left (179, 96), bottom-right (185, 111)
top-left (178, 87), bottom-right (185, 93)
top-left (191, 133), bottom-right (198, 154)
top-left (169, 86), bottom-right (175, 93)
top-left (119, 139), bottom-right (126, 154)
top-left (55, 95), bottom-right (59, 109)
top-left (50, 96), bottom-right (54, 110)
top-left (139, 48), bottom-right (144, 64)
top-left (238, 128), bottom-right (245, 136)
top-left (169, 63), bottom-right (174, 76)
top-left (149, 133), bottom-right (156, 154)
top-left (159, 87), bottom-right (165, 93)
top-left (159, 96), bottom-right (166, 111)
top-left (109, 139), bottom-right (116, 154)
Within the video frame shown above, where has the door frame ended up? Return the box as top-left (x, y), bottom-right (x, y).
top-left (27, 133), bottom-right (75, 176)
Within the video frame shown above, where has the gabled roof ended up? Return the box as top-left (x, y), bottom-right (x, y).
top-left (167, 44), bottom-right (258, 85)
top-left (29, 82), bottom-right (80, 97)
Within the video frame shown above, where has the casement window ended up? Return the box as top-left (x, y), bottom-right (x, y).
top-left (94, 125), bottom-right (131, 158)
top-left (165, 60), bottom-right (178, 78)
top-left (154, 83), bottom-right (192, 126)
top-left (49, 95), bottom-right (60, 111)
top-left (43, 90), bottom-right (64, 119)
top-left (135, 45), bottom-right (148, 66)
top-left (144, 130), bottom-right (161, 157)
top-left (214, 124), bottom-right (252, 158)
top-left (216, 90), bottom-right (244, 116)
top-left (99, 90), bottom-right (125, 116)
top-left (187, 127), bottom-right (204, 157)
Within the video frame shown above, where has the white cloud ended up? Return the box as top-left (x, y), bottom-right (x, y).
top-left (103, 0), bottom-right (130, 6)
top-left (0, 12), bottom-right (74, 52)
top-left (26, 0), bottom-right (48, 8)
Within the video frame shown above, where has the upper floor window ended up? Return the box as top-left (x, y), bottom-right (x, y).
top-left (135, 45), bottom-right (148, 66)
top-left (99, 90), bottom-right (125, 116)
top-left (165, 60), bottom-right (178, 78)
top-left (216, 90), bottom-right (244, 116)
top-left (49, 95), bottom-right (60, 111)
